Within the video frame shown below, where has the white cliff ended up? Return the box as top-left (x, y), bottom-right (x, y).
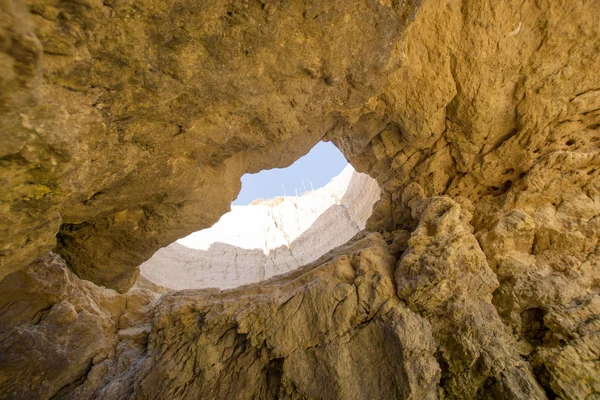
top-left (140, 165), bottom-right (380, 289)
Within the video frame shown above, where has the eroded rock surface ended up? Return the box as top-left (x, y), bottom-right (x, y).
top-left (4, 186), bottom-right (595, 399)
top-left (0, 254), bottom-right (158, 399)
top-left (140, 166), bottom-right (380, 290)
top-left (1, 0), bottom-right (599, 398)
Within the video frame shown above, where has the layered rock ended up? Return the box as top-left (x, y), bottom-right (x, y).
top-left (140, 165), bottom-right (380, 289)
top-left (1, 0), bottom-right (599, 398)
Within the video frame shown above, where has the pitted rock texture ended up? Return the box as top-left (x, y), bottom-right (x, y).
top-left (140, 166), bottom-right (380, 290)
top-left (0, 0), bottom-right (599, 398)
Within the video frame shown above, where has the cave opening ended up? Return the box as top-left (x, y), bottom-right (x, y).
top-left (234, 141), bottom-right (348, 205)
top-left (139, 141), bottom-right (381, 290)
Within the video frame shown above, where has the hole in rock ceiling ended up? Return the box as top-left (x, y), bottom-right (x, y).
top-left (140, 142), bottom-right (381, 291)
top-left (233, 141), bottom-right (348, 205)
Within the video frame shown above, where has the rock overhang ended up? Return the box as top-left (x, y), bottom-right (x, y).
top-left (1, 0), bottom-right (423, 292)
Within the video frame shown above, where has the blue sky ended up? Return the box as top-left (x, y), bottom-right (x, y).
top-left (233, 141), bottom-right (348, 205)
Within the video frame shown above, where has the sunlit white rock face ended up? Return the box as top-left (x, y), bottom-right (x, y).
top-left (140, 165), bottom-right (380, 289)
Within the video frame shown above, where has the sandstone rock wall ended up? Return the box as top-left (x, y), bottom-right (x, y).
top-left (1, 0), bottom-right (599, 398)
top-left (140, 166), bottom-right (381, 290)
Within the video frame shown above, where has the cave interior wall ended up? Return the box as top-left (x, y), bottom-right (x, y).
top-left (0, 0), bottom-right (599, 398)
